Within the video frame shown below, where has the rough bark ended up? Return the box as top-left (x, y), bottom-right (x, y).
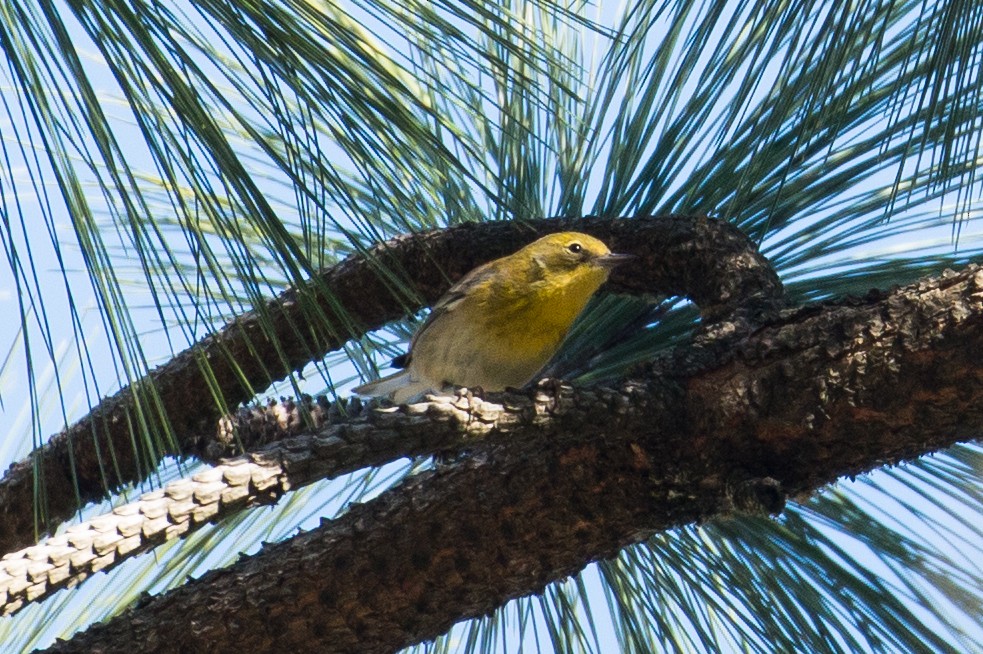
top-left (40, 264), bottom-right (983, 654)
top-left (0, 215), bottom-right (779, 555)
top-left (0, 397), bottom-right (473, 616)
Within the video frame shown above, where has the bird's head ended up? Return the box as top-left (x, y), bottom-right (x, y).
top-left (524, 232), bottom-right (633, 277)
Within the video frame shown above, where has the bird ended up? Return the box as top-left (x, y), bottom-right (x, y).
top-left (353, 231), bottom-right (632, 403)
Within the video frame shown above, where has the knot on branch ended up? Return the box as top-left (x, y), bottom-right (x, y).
top-left (726, 477), bottom-right (786, 516)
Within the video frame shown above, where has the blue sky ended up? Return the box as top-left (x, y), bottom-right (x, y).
top-left (0, 1), bottom-right (980, 651)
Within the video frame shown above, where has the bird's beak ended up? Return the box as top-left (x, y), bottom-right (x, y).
top-left (595, 252), bottom-right (635, 269)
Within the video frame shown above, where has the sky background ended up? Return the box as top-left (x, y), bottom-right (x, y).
top-left (0, 0), bottom-right (980, 651)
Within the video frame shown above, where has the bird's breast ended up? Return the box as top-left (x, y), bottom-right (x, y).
top-left (410, 267), bottom-right (607, 391)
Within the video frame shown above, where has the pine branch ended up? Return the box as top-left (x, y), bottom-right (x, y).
top-left (0, 215), bottom-right (779, 555)
top-left (0, 395), bottom-right (487, 615)
top-left (40, 263), bottom-right (983, 654)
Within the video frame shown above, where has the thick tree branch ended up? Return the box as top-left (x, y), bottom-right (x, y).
top-left (0, 397), bottom-right (463, 616)
top-left (0, 215), bottom-right (779, 554)
top-left (41, 264), bottom-right (983, 654)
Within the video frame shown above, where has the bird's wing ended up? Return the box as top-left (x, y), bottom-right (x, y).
top-left (395, 259), bottom-right (500, 368)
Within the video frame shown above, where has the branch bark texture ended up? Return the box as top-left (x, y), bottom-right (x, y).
top-left (0, 215), bottom-right (778, 554)
top-left (42, 264), bottom-right (983, 654)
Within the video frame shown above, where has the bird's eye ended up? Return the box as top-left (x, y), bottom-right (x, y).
top-left (568, 243), bottom-right (582, 253)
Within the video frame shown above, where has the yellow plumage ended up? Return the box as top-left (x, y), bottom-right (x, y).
top-left (354, 232), bottom-right (631, 403)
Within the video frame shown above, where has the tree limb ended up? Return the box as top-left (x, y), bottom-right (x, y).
top-left (0, 215), bottom-right (780, 555)
top-left (40, 263), bottom-right (983, 654)
top-left (0, 396), bottom-right (475, 615)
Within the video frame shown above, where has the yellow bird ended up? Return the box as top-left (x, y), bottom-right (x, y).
top-left (354, 231), bottom-right (632, 403)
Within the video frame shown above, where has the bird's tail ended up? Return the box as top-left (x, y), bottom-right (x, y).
top-left (353, 370), bottom-right (432, 404)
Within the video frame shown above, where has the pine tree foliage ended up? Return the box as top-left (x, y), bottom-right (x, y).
top-left (0, 0), bottom-right (979, 651)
